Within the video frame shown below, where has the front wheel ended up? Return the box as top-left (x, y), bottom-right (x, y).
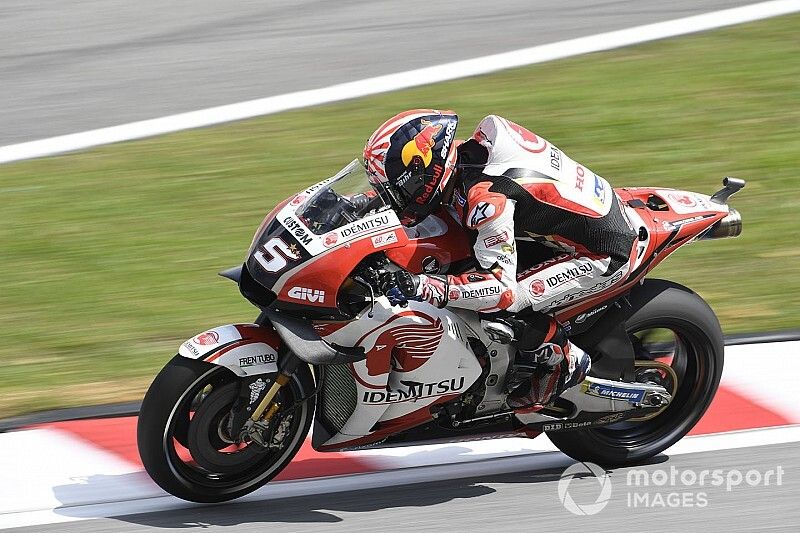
top-left (549, 279), bottom-right (724, 466)
top-left (137, 355), bottom-right (314, 503)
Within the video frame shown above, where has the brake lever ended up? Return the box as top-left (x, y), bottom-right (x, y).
top-left (352, 276), bottom-right (376, 318)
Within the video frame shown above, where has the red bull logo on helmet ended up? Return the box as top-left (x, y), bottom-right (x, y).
top-left (415, 164), bottom-right (444, 205)
top-left (401, 119), bottom-right (442, 167)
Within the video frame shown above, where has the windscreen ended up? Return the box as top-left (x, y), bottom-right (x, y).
top-left (295, 159), bottom-right (392, 235)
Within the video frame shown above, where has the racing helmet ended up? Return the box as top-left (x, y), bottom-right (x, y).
top-left (363, 109), bottom-right (459, 224)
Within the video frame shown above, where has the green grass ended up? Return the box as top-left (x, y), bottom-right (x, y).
top-left (1, 14), bottom-right (799, 417)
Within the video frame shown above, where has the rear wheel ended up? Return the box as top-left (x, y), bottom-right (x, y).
top-left (137, 355), bottom-right (314, 503)
top-left (548, 279), bottom-right (724, 465)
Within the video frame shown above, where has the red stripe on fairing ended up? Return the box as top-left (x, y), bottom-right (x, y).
top-left (234, 324), bottom-right (281, 347)
top-left (689, 385), bottom-right (792, 435)
top-left (313, 321), bottom-right (350, 337)
top-left (205, 339), bottom-right (249, 363)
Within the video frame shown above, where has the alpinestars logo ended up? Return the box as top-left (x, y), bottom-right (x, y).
top-left (288, 286), bottom-right (325, 303)
top-left (469, 202), bottom-right (496, 227)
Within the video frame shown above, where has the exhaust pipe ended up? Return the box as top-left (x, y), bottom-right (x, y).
top-left (700, 208), bottom-right (742, 240)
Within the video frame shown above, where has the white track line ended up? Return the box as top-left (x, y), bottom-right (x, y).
top-left (1, 0), bottom-right (799, 165)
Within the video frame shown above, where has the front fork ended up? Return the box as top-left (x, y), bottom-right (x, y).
top-left (227, 349), bottom-right (303, 446)
top-left (250, 350), bottom-right (300, 420)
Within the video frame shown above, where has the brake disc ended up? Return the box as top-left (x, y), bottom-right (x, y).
top-left (187, 382), bottom-right (265, 474)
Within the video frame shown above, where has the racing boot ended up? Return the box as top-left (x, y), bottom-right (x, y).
top-left (505, 316), bottom-right (591, 411)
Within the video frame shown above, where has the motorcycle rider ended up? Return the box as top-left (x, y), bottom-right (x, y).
top-left (363, 109), bottom-right (638, 411)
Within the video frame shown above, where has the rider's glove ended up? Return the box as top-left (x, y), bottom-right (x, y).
top-left (384, 270), bottom-right (449, 308)
top-left (384, 270), bottom-right (418, 306)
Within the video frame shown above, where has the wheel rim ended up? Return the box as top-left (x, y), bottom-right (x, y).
top-left (588, 318), bottom-right (718, 450)
top-left (161, 369), bottom-right (308, 495)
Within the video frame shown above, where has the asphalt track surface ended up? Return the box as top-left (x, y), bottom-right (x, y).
top-left (8, 442), bottom-right (799, 532)
top-left (0, 0), bottom-right (757, 146)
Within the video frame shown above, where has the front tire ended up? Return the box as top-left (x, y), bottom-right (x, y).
top-left (549, 279), bottom-right (724, 466)
top-left (137, 355), bottom-right (314, 503)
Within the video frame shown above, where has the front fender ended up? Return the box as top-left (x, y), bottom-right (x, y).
top-left (178, 324), bottom-right (280, 377)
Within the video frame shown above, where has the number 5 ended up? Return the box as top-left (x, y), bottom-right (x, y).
top-left (253, 237), bottom-right (300, 273)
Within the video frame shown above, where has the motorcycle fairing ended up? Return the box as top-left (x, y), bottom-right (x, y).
top-left (385, 212), bottom-right (474, 275)
top-left (247, 161), bottom-right (409, 313)
top-left (178, 324), bottom-right (280, 377)
top-left (270, 211), bottom-right (407, 309)
top-left (312, 299), bottom-right (483, 449)
top-left (235, 170), bottom-right (736, 452)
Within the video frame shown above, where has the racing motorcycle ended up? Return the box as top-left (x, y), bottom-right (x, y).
top-left (137, 159), bottom-right (744, 503)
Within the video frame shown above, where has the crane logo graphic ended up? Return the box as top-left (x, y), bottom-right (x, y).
top-left (558, 462), bottom-right (613, 515)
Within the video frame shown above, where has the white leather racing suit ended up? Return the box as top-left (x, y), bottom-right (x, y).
top-left (427, 115), bottom-right (638, 314)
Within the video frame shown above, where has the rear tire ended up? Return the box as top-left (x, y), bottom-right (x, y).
top-left (137, 355), bottom-right (314, 503)
top-left (548, 279), bottom-right (724, 466)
